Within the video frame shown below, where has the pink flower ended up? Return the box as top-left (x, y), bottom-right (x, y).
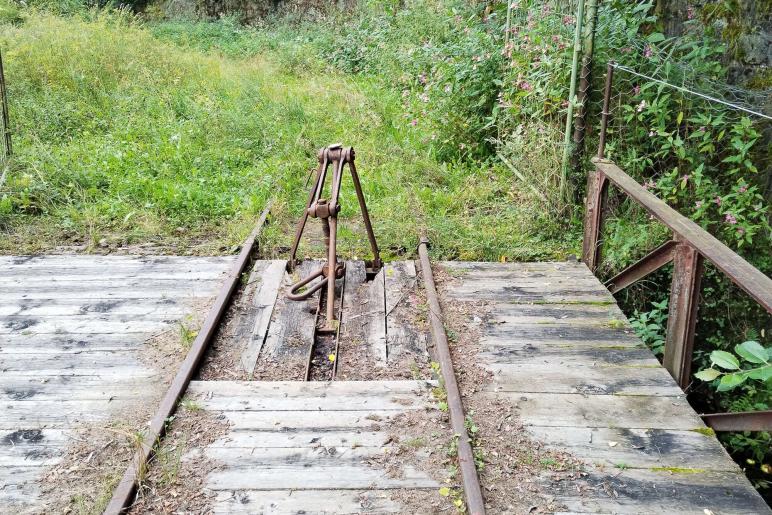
top-left (410, 119), bottom-right (418, 127)
top-left (518, 81), bottom-right (533, 92)
top-left (738, 185), bottom-right (747, 193)
top-left (737, 227), bottom-right (745, 235)
top-left (681, 174), bottom-right (690, 184)
top-left (643, 180), bottom-right (655, 190)
top-left (724, 213), bottom-right (737, 224)
top-left (563, 15), bottom-right (574, 25)
top-left (644, 45), bottom-right (653, 58)
top-left (687, 7), bottom-right (695, 20)
top-left (695, 201), bottom-right (703, 209)
top-left (633, 85), bottom-right (641, 95)
top-left (715, 196), bottom-right (722, 206)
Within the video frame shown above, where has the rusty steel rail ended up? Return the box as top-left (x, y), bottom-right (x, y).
top-left (418, 236), bottom-right (486, 515)
top-left (701, 410), bottom-right (772, 432)
top-left (104, 202), bottom-right (272, 514)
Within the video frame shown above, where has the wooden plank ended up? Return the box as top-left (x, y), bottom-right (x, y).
top-left (0, 318), bottom-right (186, 335)
top-left (260, 260), bottom-right (321, 360)
top-left (0, 351), bottom-right (147, 371)
top-left (384, 261), bottom-right (427, 360)
top-left (1, 285), bottom-right (222, 301)
top-left (0, 267), bottom-right (230, 282)
top-left (548, 467), bottom-right (771, 514)
top-left (483, 302), bottom-right (628, 326)
top-left (0, 367), bottom-right (152, 378)
top-left (479, 324), bottom-right (641, 347)
top-left (207, 431), bottom-right (402, 449)
top-left (217, 409), bottom-right (411, 431)
top-left (487, 362), bottom-right (681, 396)
top-left (478, 343), bottom-right (661, 367)
top-left (337, 260), bottom-right (368, 375)
top-left (240, 260), bottom-right (286, 375)
top-left (206, 464), bottom-right (438, 490)
top-left (1, 398), bottom-right (143, 421)
top-left (0, 332), bottom-right (159, 347)
top-left (197, 446), bottom-right (402, 463)
top-left (0, 255), bottom-right (233, 268)
top-left (211, 489), bottom-right (401, 514)
top-left (595, 159), bottom-right (772, 312)
top-left (1, 382), bottom-right (155, 402)
top-left (0, 298), bottom-right (192, 317)
top-left (525, 426), bottom-right (740, 472)
top-left (188, 380), bottom-right (431, 411)
top-left (0, 429), bottom-right (70, 446)
top-left (360, 267), bottom-right (387, 364)
top-left (188, 380), bottom-right (434, 397)
top-left (495, 392), bottom-right (703, 430)
top-left (439, 261), bottom-right (590, 273)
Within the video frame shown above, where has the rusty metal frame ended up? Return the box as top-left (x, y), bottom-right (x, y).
top-left (287, 144), bottom-right (381, 332)
top-left (104, 202), bottom-right (272, 514)
top-left (604, 239), bottom-right (677, 294)
top-left (584, 157), bottom-right (772, 388)
top-left (701, 410), bottom-right (772, 432)
top-left (0, 49), bottom-right (11, 160)
top-left (418, 236), bottom-right (486, 515)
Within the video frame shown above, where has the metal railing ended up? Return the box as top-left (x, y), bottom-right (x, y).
top-left (0, 48), bottom-right (11, 170)
top-left (582, 64), bottom-right (772, 432)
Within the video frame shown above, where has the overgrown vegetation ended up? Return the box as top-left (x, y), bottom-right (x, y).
top-left (0, 2), bottom-right (576, 260)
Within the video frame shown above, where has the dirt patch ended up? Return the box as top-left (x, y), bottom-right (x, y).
top-left (433, 264), bottom-right (584, 514)
top-left (197, 270), bottom-right (263, 381)
top-left (36, 298), bottom-right (214, 514)
top-left (37, 408), bottom-right (155, 515)
top-left (367, 402), bottom-right (458, 513)
top-left (127, 406), bottom-right (229, 513)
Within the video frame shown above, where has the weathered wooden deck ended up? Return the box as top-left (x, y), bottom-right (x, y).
top-left (441, 261), bottom-right (770, 514)
top-left (0, 256), bottom-right (769, 513)
top-left (0, 255), bottom-right (233, 510)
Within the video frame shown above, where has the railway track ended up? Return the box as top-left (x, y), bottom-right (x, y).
top-left (101, 149), bottom-right (485, 514)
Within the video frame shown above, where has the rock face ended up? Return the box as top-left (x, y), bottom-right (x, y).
top-left (657, 0), bottom-right (771, 91)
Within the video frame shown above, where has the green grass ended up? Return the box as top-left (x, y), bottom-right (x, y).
top-left (0, 9), bottom-right (578, 260)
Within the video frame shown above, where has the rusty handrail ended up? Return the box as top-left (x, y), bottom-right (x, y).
top-left (590, 159), bottom-right (772, 311)
top-left (582, 159), bottom-right (771, 431)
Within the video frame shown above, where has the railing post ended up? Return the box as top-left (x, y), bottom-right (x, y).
top-left (0, 49), bottom-right (11, 160)
top-left (663, 240), bottom-right (704, 389)
top-left (582, 167), bottom-right (608, 272)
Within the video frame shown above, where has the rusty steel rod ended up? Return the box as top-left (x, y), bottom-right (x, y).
top-left (104, 202), bottom-right (273, 514)
top-left (0, 49), bottom-right (11, 158)
top-left (593, 158), bottom-right (772, 313)
top-left (597, 62), bottom-right (614, 159)
top-left (605, 239), bottom-right (677, 294)
top-left (701, 410), bottom-right (772, 432)
top-left (418, 236), bottom-right (486, 515)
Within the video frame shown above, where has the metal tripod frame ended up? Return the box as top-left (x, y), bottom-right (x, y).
top-left (287, 144), bottom-right (381, 332)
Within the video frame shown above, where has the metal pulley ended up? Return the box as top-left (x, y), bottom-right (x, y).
top-left (287, 144), bottom-right (381, 332)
